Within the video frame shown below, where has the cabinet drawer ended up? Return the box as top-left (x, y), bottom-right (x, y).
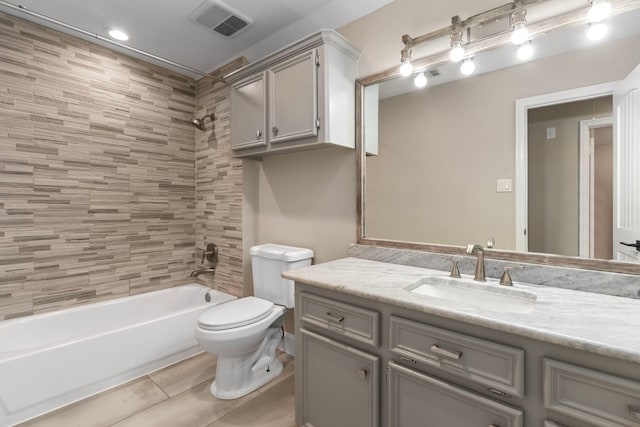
top-left (388, 361), bottom-right (523, 427)
top-left (389, 316), bottom-right (524, 398)
top-left (299, 292), bottom-right (380, 347)
top-left (543, 358), bottom-right (640, 427)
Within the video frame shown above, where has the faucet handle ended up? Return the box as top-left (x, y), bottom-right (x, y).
top-left (500, 265), bottom-right (524, 286)
top-left (441, 257), bottom-right (461, 278)
top-left (201, 243), bottom-right (219, 265)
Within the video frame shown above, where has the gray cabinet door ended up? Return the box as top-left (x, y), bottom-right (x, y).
top-left (299, 328), bottom-right (380, 427)
top-left (231, 72), bottom-right (267, 150)
top-left (388, 361), bottom-right (523, 427)
top-left (268, 49), bottom-right (318, 144)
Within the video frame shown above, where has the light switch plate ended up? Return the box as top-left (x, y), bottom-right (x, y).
top-left (546, 127), bottom-right (556, 140)
top-left (497, 179), bottom-right (512, 192)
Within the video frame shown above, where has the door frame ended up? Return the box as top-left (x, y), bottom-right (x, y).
top-left (578, 117), bottom-right (614, 258)
top-left (514, 81), bottom-right (619, 252)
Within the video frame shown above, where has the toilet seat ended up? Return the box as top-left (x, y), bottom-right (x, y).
top-left (198, 297), bottom-right (274, 331)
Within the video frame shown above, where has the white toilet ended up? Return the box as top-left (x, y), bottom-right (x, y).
top-left (195, 243), bottom-right (313, 400)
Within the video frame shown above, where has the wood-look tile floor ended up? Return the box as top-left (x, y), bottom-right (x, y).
top-left (18, 352), bottom-right (296, 427)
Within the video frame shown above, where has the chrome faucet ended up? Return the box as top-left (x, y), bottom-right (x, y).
top-left (190, 267), bottom-right (216, 278)
top-left (466, 244), bottom-right (486, 282)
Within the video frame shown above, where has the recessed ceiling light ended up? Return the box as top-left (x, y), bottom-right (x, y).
top-left (107, 29), bottom-right (129, 41)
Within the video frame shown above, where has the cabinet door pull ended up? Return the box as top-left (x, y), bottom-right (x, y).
top-left (272, 126), bottom-right (279, 136)
top-left (489, 425), bottom-right (501, 427)
top-left (325, 312), bottom-right (344, 322)
top-left (357, 369), bottom-right (367, 380)
top-left (430, 344), bottom-right (462, 360)
top-left (256, 130), bottom-right (262, 139)
top-left (630, 405), bottom-right (640, 419)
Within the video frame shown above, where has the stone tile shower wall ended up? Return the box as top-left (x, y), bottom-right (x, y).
top-left (0, 12), bottom-right (197, 320)
top-left (194, 64), bottom-right (245, 297)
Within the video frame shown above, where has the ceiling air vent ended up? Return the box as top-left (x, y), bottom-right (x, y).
top-left (192, 0), bottom-right (252, 38)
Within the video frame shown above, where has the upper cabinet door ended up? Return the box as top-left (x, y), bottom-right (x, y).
top-left (231, 72), bottom-right (267, 150)
top-left (268, 49), bottom-right (318, 144)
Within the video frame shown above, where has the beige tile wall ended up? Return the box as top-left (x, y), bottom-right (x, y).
top-left (193, 59), bottom-right (247, 297)
top-left (0, 12), bottom-right (198, 320)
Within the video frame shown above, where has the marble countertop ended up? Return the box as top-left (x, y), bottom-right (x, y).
top-left (283, 257), bottom-right (640, 364)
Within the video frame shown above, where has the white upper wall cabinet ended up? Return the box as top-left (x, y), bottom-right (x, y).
top-left (226, 30), bottom-right (361, 159)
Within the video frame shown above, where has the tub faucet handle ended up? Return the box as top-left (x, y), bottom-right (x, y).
top-left (201, 243), bottom-right (218, 265)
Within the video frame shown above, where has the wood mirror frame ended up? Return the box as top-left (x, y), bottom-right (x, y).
top-left (355, 74), bottom-right (640, 276)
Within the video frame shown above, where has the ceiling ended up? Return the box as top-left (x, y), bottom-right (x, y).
top-left (0, 0), bottom-right (392, 79)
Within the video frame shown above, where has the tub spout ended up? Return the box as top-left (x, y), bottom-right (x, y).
top-left (190, 268), bottom-right (216, 278)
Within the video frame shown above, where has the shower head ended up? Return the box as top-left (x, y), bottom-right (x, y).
top-left (191, 113), bottom-right (216, 131)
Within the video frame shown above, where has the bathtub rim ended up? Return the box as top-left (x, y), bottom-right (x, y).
top-left (0, 284), bottom-right (231, 362)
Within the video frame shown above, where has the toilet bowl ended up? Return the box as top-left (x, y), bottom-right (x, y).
top-left (195, 244), bottom-right (313, 399)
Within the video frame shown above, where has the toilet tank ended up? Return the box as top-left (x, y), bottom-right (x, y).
top-left (250, 244), bottom-right (314, 308)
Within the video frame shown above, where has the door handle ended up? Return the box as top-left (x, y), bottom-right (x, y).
top-left (620, 240), bottom-right (640, 251)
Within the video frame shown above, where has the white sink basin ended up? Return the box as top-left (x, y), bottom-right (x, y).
top-left (406, 276), bottom-right (537, 314)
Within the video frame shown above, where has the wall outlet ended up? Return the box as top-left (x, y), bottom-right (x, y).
top-left (497, 179), bottom-right (512, 193)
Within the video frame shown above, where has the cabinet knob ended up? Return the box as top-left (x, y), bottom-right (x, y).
top-left (256, 130), bottom-right (262, 139)
top-left (357, 369), bottom-right (367, 380)
top-left (272, 126), bottom-right (279, 136)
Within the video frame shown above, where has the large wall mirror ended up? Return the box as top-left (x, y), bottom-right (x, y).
top-left (357, 4), bottom-right (640, 273)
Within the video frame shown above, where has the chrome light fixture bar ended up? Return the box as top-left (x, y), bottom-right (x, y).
top-left (388, 0), bottom-right (639, 87)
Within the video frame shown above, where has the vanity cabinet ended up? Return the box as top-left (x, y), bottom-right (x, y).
top-left (294, 282), bottom-right (640, 427)
top-left (226, 30), bottom-right (360, 158)
top-left (299, 328), bottom-right (380, 427)
top-left (388, 361), bottom-right (523, 427)
top-left (543, 358), bottom-right (640, 427)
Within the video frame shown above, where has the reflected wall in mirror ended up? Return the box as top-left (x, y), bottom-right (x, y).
top-left (361, 7), bottom-right (640, 264)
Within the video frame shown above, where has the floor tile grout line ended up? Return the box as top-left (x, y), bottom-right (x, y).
top-left (145, 374), bottom-right (172, 399)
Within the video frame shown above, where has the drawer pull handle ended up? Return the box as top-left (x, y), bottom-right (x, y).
top-left (489, 425), bottom-right (501, 427)
top-left (630, 405), bottom-right (640, 419)
top-left (430, 344), bottom-right (462, 360)
top-left (325, 312), bottom-right (345, 322)
top-left (400, 357), bottom-right (417, 364)
top-left (357, 369), bottom-right (367, 380)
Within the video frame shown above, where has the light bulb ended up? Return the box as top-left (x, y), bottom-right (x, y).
top-left (511, 23), bottom-right (529, 45)
top-left (107, 29), bottom-right (129, 41)
top-left (449, 43), bottom-right (465, 62)
top-left (399, 61), bottom-right (413, 77)
top-left (587, 22), bottom-right (608, 41)
top-left (461, 58), bottom-right (475, 76)
top-left (414, 72), bottom-right (427, 88)
top-left (588, 1), bottom-right (611, 22)
top-left (517, 41), bottom-right (534, 60)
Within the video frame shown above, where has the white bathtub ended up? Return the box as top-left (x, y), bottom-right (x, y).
top-left (0, 284), bottom-right (236, 426)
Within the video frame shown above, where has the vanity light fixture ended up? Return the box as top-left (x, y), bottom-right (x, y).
top-left (449, 17), bottom-right (465, 63)
top-left (460, 58), bottom-right (475, 76)
top-left (107, 28), bottom-right (129, 41)
top-left (414, 72), bottom-right (427, 88)
top-left (517, 41), bottom-right (534, 60)
top-left (399, 44), bottom-right (413, 77)
top-left (588, 0), bottom-right (612, 22)
top-left (510, 1), bottom-right (529, 45)
top-left (587, 22), bottom-right (608, 40)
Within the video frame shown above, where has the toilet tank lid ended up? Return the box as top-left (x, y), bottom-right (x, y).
top-left (250, 244), bottom-right (314, 262)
